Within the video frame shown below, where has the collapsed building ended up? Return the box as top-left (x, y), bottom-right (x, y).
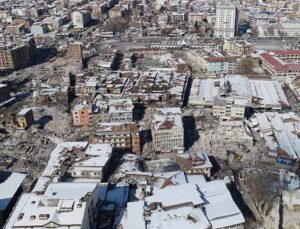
top-left (249, 112), bottom-right (300, 163)
top-left (189, 75), bottom-right (290, 119)
top-left (32, 142), bottom-right (113, 193)
top-left (120, 178), bottom-right (245, 229)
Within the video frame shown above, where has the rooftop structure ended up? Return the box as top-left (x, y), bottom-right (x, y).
top-left (120, 178), bottom-right (245, 229)
top-left (90, 122), bottom-right (141, 154)
top-left (176, 151), bottom-right (213, 177)
top-left (0, 172), bottom-right (26, 228)
top-left (251, 112), bottom-right (300, 161)
top-left (5, 182), bottom-right (99, 229)
top-left (152, 107), bottom-right (184, 152)
top-left (260, 50), bottom-right (300, 81)
top-left (189, 75), bottom-right (289, 110)
top-left (33, 142), bottom-right (112, 192)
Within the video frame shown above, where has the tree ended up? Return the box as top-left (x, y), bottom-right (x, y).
top-left (240, 57), bottom-right (254, 74)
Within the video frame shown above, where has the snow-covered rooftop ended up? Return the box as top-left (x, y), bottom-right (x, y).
top-left (189, 75), bottom-right (289, 109)
top-left (5, 182), bottom-right (98, 229)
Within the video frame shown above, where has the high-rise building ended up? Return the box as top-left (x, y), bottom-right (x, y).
top-left (68, 42), bottom-right (83, 64)
top-left (214, 3), bottom-right (239, 38)
top-left (72, 11), bottom-right (91, 29)
top-left (0, 37), bottom-right (35, 71)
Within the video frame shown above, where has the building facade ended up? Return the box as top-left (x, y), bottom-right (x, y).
top-left (151, 108), bottom-right (184, 152)
top-left (0, 84), bottom-right (10, 103)
top-left (215, 4), bottom-right (239, 38)
top-left (72, 11), bottom-right (91, 29)
top-left (90, 122), bottom-right (140, 154)
top-left (16, 108), bottom-right (34, 130)
top-left (213, 98), bottom-right (246, 120)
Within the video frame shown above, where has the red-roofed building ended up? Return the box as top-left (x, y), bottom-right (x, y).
top-left (260, 50), bottom-right (300, 81)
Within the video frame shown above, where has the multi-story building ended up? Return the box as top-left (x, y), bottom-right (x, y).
top-left (120, 181), bottom-right (245, 229)
top-left (189, 76), bottom-right (289, 110)
top-left (4, 182), bottom-right (100, 229)
top-left (0, 172), bottom-right (26, 228)
top-left (186, 50), bottom-right (239, 74)
top-left (68, 42), bottom-right (83, 64)
top-left (214, 3), bottom-right (239, 38)
top-left (90, 122), bottom-right (140, 154)
top-left (72, 11), bottom-right (91, 29)
top-left (260, 50), bottom-right (300, 81)
top-left (72, 103), bottom-right (91, 127)
top-left (34, 142), bottom-right (112, 184)
top-left (30, 22), bottom-right (47, 36)
top-left (151, 108), bottom-right (184, 152)
top-left (176, 151), bottom-right (213, 177)
top-left (72, 99), bottom-right (134, 127)
top-left (213, 98), bottom-right (246, 120)
top-left (171, 12), bottom-right (186, 22)
top-left (0, 84), bottom-right (10, 103)
top-left (224, 39), bottom-right (254, 55)
top-left (16, 108), bottom-right (34, 130)
top-left (188, 12), bottom-right (206, 25)
top-left (257, 19), bottom-right (300, 39)
top-left (92, 99), bottom-right (133, 124)
top-left (0, 43), bottom-right (29, 71)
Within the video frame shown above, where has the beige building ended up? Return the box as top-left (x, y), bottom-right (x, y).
top-left (213, 98), bottom-right (246, 120)
top-left (16, 108), bottom-right (34, 130)
top-left (0, 43), bottom-right (29, 71)
top-left (90, 122), bottom-right (140, 154)
top-left (176, 151), bottom-right (213, 177)
top-left (72, 10), bottom-right (91, 29)
top-left (260, 50), bottom-right (300, 81)
top-left (151, 108), bottom-right (184, 152)
top-left (68, 42), bottom-right (83, 64)
top-left (215, 3), bottom-right (239, 38)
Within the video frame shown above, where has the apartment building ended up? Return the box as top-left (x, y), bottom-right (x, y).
top-left (33, 142), bottom-right (112, 184)
top-left (0, 43), bottom-right (29, 71)
top-left (92, 99), bottom-right (133, 124)
top-left (0, 172), bottom-right (26, 228)
top-left (214, 3), bottom-right (239, 38)
top-left (73, 104), bottom-right (91, 127)
top-left (68, 42), bottom-right (83, 64)
top-left (72, 10), bottom-right (91, 29)
top-left (213, 98), bottom-right (246, 120)
top-left (176, 151), bottom-right (213, 177)
top-left (120, 181), bottom-right (245, 229)
top-left (4, 182), bottom-right (100, 229)
top-left (186, 50), bottom-right (239, 74)
top-left (90, 122), bottom-right (140, 154)
top-left (260, 50), bottom-right (300, 81)
top-left (171, 12), bottom-right (186, 22)
top-left (151, 108), bottom-right (184, 152)
top-left (224, 39), bottom-right (254, 55)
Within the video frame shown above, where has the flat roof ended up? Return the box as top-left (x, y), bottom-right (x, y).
top-left (0, 172), bottom-right (26, 211)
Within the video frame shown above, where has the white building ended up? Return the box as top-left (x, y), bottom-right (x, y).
top-left (189, 76), bottom-right (290, 110)
top-left (213, 98), bottom-right (246, 120)
top-left (251, 112), bottom-right (300, 161)
top-left (214, 3), bottom-right (239, 38)
top-left (72, 10), bottom-right (91, 29)
top-left (32, 142), bottom-right (112, 193)
top-left (5, 182), bottom-right (99, 229)
top-left (151, 108), bottom-right (184, 152)
top-left (120, 179), bottom-right (245, 229)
